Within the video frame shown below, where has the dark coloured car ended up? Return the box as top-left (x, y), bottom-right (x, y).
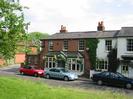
top-left (19, 65), bottom-right (44, 77)
top-left (91, 71), bottom-right (133, 89)
top-left (45, 68), bottom-right (78, 81)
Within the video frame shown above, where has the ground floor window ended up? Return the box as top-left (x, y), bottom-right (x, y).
top-left (96, 59), bottom-right (108, 71)
top-left (67, 58), bottom-right (84, 72)
top-left (45, 57), bottom-right (56, 68)
top-left (45, 56), bottom-right (84, 72)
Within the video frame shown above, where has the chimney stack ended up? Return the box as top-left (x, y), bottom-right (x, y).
top-left (97, 21), bottom-right (105, 31)
top-left (60, 25), bottom-right (68, 33)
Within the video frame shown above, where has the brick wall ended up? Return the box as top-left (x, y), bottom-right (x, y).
top-left (0, 59), bottom-right (5, 66)
top-left (83, 50), bottom-right (91, 77)
top-left (42, 39), bottom-right (79, 53)
top-left (53, 40), bottom-right (63, 51)
top-left (15, 53), bottom-right (25, 64)
top-left (68, 39), bottom-right (78, 51)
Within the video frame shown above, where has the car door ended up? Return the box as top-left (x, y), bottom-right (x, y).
top-left (109, 72), bottom-right (122, 86)
top-left (28, 67), bottom-right (35, 75)
top-left (54, 69), bottom-right (61, 79)
top-left (23, 66), bottom-right (30, 74)
top-left (101, 72), bottom-right (110, 84)
top-left (49, 69), bottom-right (56, 78)
top-left (26, 66), bottom-right (33, 75)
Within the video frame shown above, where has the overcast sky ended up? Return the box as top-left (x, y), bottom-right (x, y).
top-left (20, 0), bottom-right (133, 34)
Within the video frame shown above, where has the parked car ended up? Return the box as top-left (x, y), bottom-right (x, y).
top-left (91, 71), bottom-right (133, 89)
top-left (44, 68), bottom-right (78, 81)
top-left (19, 65), bottom-right (44, 77)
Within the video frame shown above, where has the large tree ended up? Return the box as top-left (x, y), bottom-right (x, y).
top-left (0, 0), bottom-right (25, 61)
top-left (27, 32), bottom-right (49, 52)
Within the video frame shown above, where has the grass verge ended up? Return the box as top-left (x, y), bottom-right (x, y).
top-left (0, 76), bottom-right (132, 99)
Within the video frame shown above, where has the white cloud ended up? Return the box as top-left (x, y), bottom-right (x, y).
top-left (20, 0), bottom-right (133, 34)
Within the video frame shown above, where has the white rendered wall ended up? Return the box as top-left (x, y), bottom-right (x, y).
top-left (97, 38), bottom-right (117, 59)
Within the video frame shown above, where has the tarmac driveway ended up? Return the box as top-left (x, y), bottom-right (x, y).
top-left (0, 64), bottom-right (133, 96)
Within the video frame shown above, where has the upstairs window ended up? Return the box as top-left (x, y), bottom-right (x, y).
top-left (79, 40), bottom-right (85, 51)
top-left (48, 41), bottom-right (53, 51)
top-left (127, 39), bottom-right (133, 51)
top-left (63, 40), bottom-right (68, 50)
top-left (105, 40), bottom-right (112, 51)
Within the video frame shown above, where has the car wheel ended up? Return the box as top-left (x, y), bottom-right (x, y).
top-left (97, 80), bottom-right (103, 85)
top-left (34, 73), bottom-right (38, 77)
top-left (126, 83), bottom-right (132, 89)
top-left (46, 74), bottom-right (50, 79)
top-left (64, 76), bottom-right (69, 81)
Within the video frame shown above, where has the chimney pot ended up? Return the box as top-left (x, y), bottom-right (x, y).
top-left (60, 25), bottom-right (68, 33)
top-left (97, 21), bottom-right (105, 31)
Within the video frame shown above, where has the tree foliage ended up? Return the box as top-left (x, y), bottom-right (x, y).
top-left (108, 48), bottom-right (119, 72)
top-left (86, 38), bottom-right (99, 69)
top-left (0, 0), bottom-right (25, 60)
top-left (27, 32), bottom-right (49, 52)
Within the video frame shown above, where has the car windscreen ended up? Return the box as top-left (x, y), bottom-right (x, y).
top-left (60, 69), bottom-right (69, 73)
top-left (116, 72), bottom-right (125, 78)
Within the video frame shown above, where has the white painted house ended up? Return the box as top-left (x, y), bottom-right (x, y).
top-left (96, 31), bottom-right (118, 71)
top-left (95, 27), bottom-right (133, 78)
top-left (117, 27), bottom-right (133, 78)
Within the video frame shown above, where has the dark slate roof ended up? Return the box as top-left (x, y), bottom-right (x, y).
top-left (42, 27), bottom-right (133, 40)
top-left (47, 30), bottom-right (120, 40)
top-left (47, 31), bottom-right (98, 39)
top-left (117, 27), bottom-right (133, 37)
top-left (97, 30), bottom-right (119, 38)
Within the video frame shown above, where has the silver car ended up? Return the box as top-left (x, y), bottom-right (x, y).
top-left (45, 68), bottom-right (78, 81)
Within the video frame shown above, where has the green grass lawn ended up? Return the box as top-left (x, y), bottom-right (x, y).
top-left (0, 76), bottom-right (132, 99)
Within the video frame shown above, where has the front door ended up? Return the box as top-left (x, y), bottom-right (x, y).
top-left (121, 65), bottom-right (129, 77)
top-left (58, 60), bottom-right (65, 68)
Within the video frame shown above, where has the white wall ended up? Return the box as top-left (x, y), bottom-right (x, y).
top-left (117, 37), bottom-right (133, 78)
top-left (95, 37), bottom-right (133, 78)
top-left (117, 66), bottom-right (133, 78)
top-left (117, 37), bottom-right (133, 59)
top-left (129, 67), bottom-right (133, 78)
top-left (97, 38), bottom-right (117, 59)
top-left (117, 38), bottom-right (127, 59)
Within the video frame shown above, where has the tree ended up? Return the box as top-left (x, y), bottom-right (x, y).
top-left (108, 48), bottom-right (119, 72)
top-left (27, 32), bottom-right (49, 52)
top-left (0, 0), bottom-right (25, 62)
top-left (86, 38), bottom-right (99, 69)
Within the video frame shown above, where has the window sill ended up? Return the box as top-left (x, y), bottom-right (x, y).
top-left (125, 51), bottom-right (133, 54)
top-left (63, 49), bottom-right (68, 51)
top-left (78, 50), bottom-right (84, 52)
top-left (104, 50), bottom-right (111, 53)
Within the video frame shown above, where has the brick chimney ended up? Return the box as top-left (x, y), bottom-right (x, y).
top-left (60, 25), bottom-right (68, 33)
top-left (97, 21), bottom-right (105, 31)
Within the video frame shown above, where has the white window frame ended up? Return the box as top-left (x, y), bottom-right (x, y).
top-left (45, 57), bottom-right (56, 68)
top-left (68, 58), bottom-right (84, 72)
top-left (48, 41), bottom-right (53, 51)
top-left (121, 65), bottom-right (128, 73)
top-left (96, 60), bottom-right (108, 71)
top-left (127, 39), bottom-right (133, 52)
top-left (105, 40), bottom-right (112, 51)
top-left (63, 40), bottom-right (68, 51)
top-left (78, 40), bottom-right (85, 51)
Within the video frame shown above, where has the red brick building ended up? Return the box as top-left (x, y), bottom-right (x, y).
top-left (26, 22), bottom-right (105, 76)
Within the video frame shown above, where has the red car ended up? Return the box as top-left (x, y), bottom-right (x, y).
top-left (19, 65), bottom-right (44, 77)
